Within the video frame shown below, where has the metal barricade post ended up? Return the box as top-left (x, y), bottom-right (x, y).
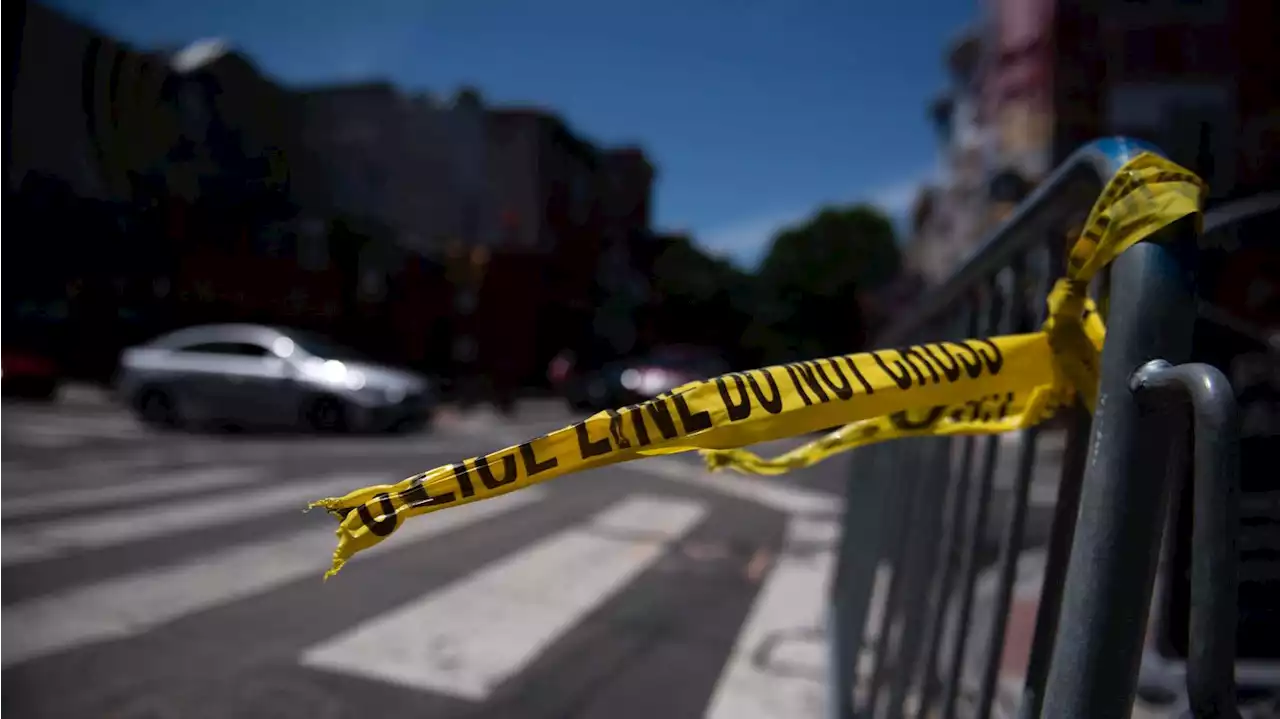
top-left (826, 138), bottom-right (1243, 719)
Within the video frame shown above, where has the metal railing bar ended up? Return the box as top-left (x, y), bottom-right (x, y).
top-left (879, 138), bottom-right (1159, 347)
top-left (941, 276), bottom-right (1012, 719)
top-left (1014, 237), bottom-right (1095, 719)
top-left (885, 438), bottom-right (953, 719)
top-left (1130, 360), bottom-right (1240, 719)
top-left (865, 445), bottom-right (926, 717)
top-left (828, 445), bottom-right (901, 719)
top-left (974, 252), bottom-right (1053, 719)
top-left (1041, 229), bottom-right (1201, 718)
top-left (1015, 404), bottom-right (1092, 719)
top-left (913, 300), bottom-right (983, 719)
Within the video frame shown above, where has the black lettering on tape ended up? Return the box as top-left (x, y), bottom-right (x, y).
top-left (356, 492), bottom-right (398, 537)
top-left (574, 420), bottom-right (612, 459)
top-left (399, 475), bottom-right (455, 509)
top-left (890, 405), bottom-right (947, 430)
top-left (519, 440), bottom-right (559, 476)
top-left (671, 390), bottom-right (713, 434)
top-left (872, 351), bottom-right (916, 390)
top-left (970, 338), bottom-right (1004, 375)
top-left (642, 399), bottom-right (680, 440)
top-left (979, 397), bottom-right (995, 421)
top-left (842, 357), bottom-right (875, 394)
top-left (902, 348), bottom-right (941, 385)
top-left (968, 399), bottom-right (984, 420)
top-left (793, 362), bottom-right (831, 402)
top-left (604, 409), bottom-right (633, 450)
top-left (398, 472), bottom-right (429, 504)
top-left (747, 370), bottom-right (784, 413)
top-left (922, 344), bottom-right (962, 382)
top-left (998, 392), bottom-right (1014, 419)
top-left (784, 364), bottom-right (815, 404)
top-left (950, 343), bottom-right (985, 379)
top-left (1091, 215), bottom-right (1110, 238)
top-left (813, 359), bottom-right (853, 400)
top-left (452, 462), bottom-right (477, 498)
top-left (476, 451), bottom-right (519, 489)
top-left (622, 405), bottom-right (652, 446)
top-left (715, 374), bottom-right (752, 421)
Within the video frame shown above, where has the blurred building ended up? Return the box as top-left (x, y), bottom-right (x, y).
top-left (149, 39), bottom-right (369, 362)
top-left (8, 3), bottom-right (662, 388)
top-left (906, 0), bottom-right (1279, 290)
top-left (478, 109), bottom-right (618, 390)
top-left (592, 149), bottom-right (657, 357)
top-left (904, 26), bottom-right (991, 287)
top-left (8, 2), bottom-right (181, 378)
top-left (10, 2), bottom-right (116, 199)
top-left (1057, 0), bottom-right (1279, 201)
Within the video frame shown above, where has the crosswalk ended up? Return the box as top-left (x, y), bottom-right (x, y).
top-left (0, 400), bottom-right (582, 462)
top-left (1, 406), bottom-right (148, 449)
top-left (2, 461), bottom-right (838, 718)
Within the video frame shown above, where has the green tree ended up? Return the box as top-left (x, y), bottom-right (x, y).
top-left (648, 234), bottom-right (759, 366)
top-left (755, 203), bottom-right (901, 359)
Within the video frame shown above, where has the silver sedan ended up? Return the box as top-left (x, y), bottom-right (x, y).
top-left (116, 324), bottom-right (435, 433)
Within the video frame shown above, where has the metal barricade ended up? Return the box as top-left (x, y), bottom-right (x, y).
top-left (826, 139), bottom-right (1243, 719)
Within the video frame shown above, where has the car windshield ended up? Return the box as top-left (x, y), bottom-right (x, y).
top-left (285, 331), bottom-right (370, 361)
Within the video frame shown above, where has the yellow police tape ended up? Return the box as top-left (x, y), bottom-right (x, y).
top-left (309, 151), bottom-right (1205, 577)
top-left (699, 151), bottom-right (1203, 475)
top-left (698, 299), bottom-right (1105, 475)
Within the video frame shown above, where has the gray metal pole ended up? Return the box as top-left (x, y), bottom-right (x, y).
top-left (827, 446), bottom-right (897, 719)
top-left (1040, 232), bottom-right (1200, 718)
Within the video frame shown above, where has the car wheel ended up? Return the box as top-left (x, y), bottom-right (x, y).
top-left (391, 410), bottom-right (433, 435)
top-left (137, 388), bottom-right (182, 429)
top-left (306, 396), bottom-right (349, 433)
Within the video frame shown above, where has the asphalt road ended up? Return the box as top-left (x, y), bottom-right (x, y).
top-left (1, 394), bottom-right (852, 719)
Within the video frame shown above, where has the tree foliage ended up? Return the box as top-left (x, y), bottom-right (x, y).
top-left (752, 203), bottom-right (901, 361)
top-left (647, 234), bottom-right (758, 367)
top-left (640, 204), bottom-right (902, 369)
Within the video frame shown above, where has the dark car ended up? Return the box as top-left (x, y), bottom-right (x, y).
top-left (1, 348), bottom-right (61, 400)
top-left (563, 345), bottom-right (731, 413)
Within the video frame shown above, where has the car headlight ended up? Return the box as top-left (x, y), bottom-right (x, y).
top-left (384, 386), bottom-right (406, 404)
top-left (344, 369), bottom-right (366, 391)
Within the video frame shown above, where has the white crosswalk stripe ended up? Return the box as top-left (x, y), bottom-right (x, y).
top-left (2, 467), bottom-right (263, 520)
top-left (300, 495), bottom-right (709, 700)
top-left (705, 516), bottom-right (837, 719)
top-left (2, 411), bottom-right (145, 449)
top-left (2, 454), bottom-right (838, 719)
top-left (1, 488), bottom-right (548, 667)
top-left (1, 474), bottom-right (383, 566)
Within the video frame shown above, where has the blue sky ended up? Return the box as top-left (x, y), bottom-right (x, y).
top-left (50, 0), bottom-right (975, 267)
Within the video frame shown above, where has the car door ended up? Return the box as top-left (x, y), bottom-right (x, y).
top-left (164, 341), bottom-right (244, 421)
top-left (167, 341), bottom-right (284, 425)
top-left (209, 342), bottom-right (294, 426)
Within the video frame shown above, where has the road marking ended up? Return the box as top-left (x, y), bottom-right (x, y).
top-left (704, 516), bottom-right (837, 719)
top-left (300, 494), bottom-right (707, 700)
top-left (625, 457), bottom-right (842, 517)
top-left (1, 488), bottom-right (547, 668)
top-left (1, 474), bottom-right (381, 566)
top-left (2, 468), bottom-right (263, 520)
top-left (2, 413), bottom-right (143, 443)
